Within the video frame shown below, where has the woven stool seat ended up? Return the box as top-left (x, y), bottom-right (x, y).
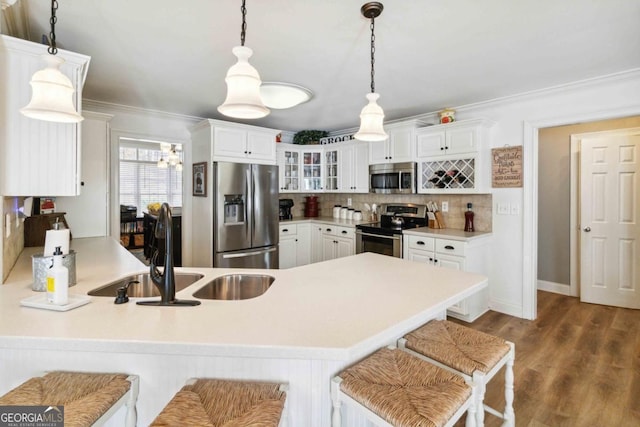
top-left (0, 371), bottom-right (138, 427)
top-left (332, 347), bottom-right (475, 427)
top-left (403, 320), bottom-right (510, 376)
top-left (400, 320), bottom-right (515, 427)
top-left (150, 379), bottom-right (288, 427)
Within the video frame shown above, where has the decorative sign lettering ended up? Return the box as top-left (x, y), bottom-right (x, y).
top-left (492, 146), bottom-right (523, 188)
top-left (319, 133), bottom-right (355, 145)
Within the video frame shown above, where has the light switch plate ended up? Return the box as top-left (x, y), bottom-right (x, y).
top-left (5, 213), bottom-right (11, 238)
top-left (497, 203), bottom-right (510, 215)
top-left (511, 203), bottom-right (520, 215)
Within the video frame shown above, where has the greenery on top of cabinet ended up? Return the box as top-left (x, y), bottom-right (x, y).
top-left (293, 130), bottom-right (328, 145)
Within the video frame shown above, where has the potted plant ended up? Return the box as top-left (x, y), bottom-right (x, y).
top-left (293, 130), bottom-right (329, 145)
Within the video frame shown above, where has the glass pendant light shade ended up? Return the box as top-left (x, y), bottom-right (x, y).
top-left (354, 93), bottom-right (387, 141)
top-left (20, 54), bottom-right (83, 123)
top-left (218, 46), bottom-right (269, 119)
top-left (157, 157), bottom-right (168, 169)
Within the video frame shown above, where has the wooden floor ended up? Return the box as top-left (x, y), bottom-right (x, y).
top-left (452, 291), bottom-right (640, 427)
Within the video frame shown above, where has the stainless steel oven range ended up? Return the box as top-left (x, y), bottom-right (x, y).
top-left (355, 203), bottom-right (428, 258)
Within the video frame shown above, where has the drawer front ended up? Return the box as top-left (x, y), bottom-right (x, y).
top-left (336, 226), bottom-right (355, 240)
top-left (322, 225), bottom-right (337, 236)
top-left (408, 235), bottom-right (435, 251)
top-left (279, 224), bottom-right (297, 236)
top-left (435, 238), bottom-right (465, 256)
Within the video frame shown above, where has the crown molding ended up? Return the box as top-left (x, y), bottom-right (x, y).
top-left (82, 99), bottom-right (204, 124)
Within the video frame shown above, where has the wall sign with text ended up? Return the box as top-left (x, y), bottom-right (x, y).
top-left (492, 146), bottom-right (523, 188)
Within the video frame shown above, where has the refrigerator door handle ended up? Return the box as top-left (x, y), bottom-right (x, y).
top-left (246, 166), bottom-right (252, 244)
top-left (222, 247), bottom-right (277, 259)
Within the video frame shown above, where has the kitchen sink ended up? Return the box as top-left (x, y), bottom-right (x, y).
top-left (88, 272), bottom-right (204, 297)
top-left (192, 274), bottom-right (275, 300)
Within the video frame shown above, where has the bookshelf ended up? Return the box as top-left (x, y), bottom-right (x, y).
top-left (120, 217), bottom-right (144, 249)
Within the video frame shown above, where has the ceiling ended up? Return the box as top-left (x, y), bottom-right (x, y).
top-left (17, 0), bottom-right (640, 132)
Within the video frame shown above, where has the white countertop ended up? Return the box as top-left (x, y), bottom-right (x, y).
top-left (281, 217), bottom-right (491, 241)
top-left (0, 237), bottom-right (487, 361)
top-left (280, 216), bottom-right (375, 227)
top-left (402, 227), bottom-right (492, 241)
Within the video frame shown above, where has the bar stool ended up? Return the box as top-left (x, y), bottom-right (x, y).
top-left (331, 347), bottom-right (477, 427)
top-left (150, 378), bottom-right (288, 426)
top-left (0, 371), bottom-right (139, 427)
top-left (398, 320), bottom-right (515, 427)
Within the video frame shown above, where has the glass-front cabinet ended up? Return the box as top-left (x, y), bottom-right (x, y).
top-left (324, 149), bottom-right (339, 191)
top-left (277, 148), bottom-right (300, 192)
top-left (302, 149), bottom-right (323, 192)
top-left (276, 143), bottom-right (369, 194)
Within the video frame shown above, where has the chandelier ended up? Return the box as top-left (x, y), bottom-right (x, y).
top-left (157, 144), bottom-right (183, 171)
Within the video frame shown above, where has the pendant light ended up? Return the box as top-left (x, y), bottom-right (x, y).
top-left (218, 0), bottom-right (269, 119)
top-left (354, 2), bottom-right (387, 142)
top-left (20, 0), bottom-right (83, 123)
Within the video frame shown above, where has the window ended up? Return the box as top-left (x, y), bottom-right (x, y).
top-left (119, 139), bottom-right (182, 215)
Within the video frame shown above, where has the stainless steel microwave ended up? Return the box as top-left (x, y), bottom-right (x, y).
top-left (369, 162), bottom-right (416, 194)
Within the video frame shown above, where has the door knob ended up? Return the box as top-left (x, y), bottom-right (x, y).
top-left (584, 227), bottom-right (591, 232)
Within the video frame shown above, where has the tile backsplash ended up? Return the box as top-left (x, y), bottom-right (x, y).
top-left (280, 192), bottom-right (492, 232)
top-left (2, 196), bottom-right (25, 282)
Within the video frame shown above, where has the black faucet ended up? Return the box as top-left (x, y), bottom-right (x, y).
top-left (137, 203), bottom-right (200, 306)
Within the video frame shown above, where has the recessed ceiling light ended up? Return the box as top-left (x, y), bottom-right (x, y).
top-left (260, 82), bottom-right (313, 109)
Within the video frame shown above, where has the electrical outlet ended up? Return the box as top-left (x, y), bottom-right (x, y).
top-left (511, 203), bottom-right (520, 215)
top-left (347, 198), bottom-right (352, 207)
top-left (441, 201), bottom-right (449, 212)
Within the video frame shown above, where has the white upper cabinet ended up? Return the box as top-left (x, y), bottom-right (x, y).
top-left (277, 142), bottom-right (368, 194)
top-left (0, 35), bottom-right (90, 196)
top-left (369, 120), bottom-right (427, 164)
top-left (339, 142), bottom-right (369, 193)
top-left (415, 118), bottom-right (495, 194)
top-left (191, 119), bottom-right (280, 166)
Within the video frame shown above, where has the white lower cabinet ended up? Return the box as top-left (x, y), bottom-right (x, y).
top-left (403, 233), bottom-right (491, 322)
top-left (321, 225), bottom-right (355, 261)
top-left (278, 223), bottom-right (311, 269)
top-left (280, 221), bottom-right (356, 267)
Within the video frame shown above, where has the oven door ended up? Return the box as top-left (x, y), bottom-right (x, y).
top-left (356, 230), bottom-right (402, 258)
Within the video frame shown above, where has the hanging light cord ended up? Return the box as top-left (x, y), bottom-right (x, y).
top-left (48, 0), bottom-right (58, 55)
top-left (240, 0), bottom-right (247, 46)
top-left (369, 15), bottom-right (376, 93)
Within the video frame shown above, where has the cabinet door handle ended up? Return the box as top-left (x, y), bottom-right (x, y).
top-left (341, 230), bottom-right (347, 234)
top-left (295, 239), bottom-right (298, 242)
top-left (244, 151), bottom-right (248, 154)
top-left (429, 257), bottom-right (433, 261)
top-left (434, 259), bottom-right (438, 263)
top-left (326, 228), bottom-right (332, 232)
top-left (440, 147), bottom-right (445, 150)
top-left (248, 151), bottom-right (252, 155)
top-left (444, 245), bottom-right (455, 250)
top-left (282, 229), bottom-right (288, 232)
top-left (417, 241), bottom-right (425, 245)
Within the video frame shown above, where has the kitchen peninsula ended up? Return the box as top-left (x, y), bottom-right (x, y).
top-left (0, 237), bottom-right (487, 426)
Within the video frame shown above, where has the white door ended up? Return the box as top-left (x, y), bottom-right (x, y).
top-left (580, 130), bottom-right (640, 308)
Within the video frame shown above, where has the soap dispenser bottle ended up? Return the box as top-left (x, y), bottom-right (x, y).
top-left (464, 203), bottom-right (475, 232)
top-left (47, 246), bottom-right (69, 305)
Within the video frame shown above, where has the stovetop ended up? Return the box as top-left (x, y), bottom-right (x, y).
top-left (356, 203), bottom-right (428, 236)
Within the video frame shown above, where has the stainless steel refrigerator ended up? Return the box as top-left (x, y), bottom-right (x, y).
top-left (213, 162), bottom-right (279, 269)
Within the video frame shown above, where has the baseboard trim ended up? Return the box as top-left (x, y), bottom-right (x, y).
top-left (537, 280), bottom-right (571, 296)
top-left (488, 299), bottom-right (522, 318)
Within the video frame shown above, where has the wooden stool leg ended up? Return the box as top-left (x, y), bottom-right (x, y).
top-left (502, 344), bottom-right (515, 427)
top-left (125, 375), bottom-right (139, 427)
top-left (466, 391), bottom-right (477, 427)
top-left (330, 377), bottom-right (343, 427)
top-left (471, 371), bottom-right (485, 427)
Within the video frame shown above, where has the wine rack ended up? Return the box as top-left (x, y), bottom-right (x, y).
top-left (420, 158), bottom-right (476, 190)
